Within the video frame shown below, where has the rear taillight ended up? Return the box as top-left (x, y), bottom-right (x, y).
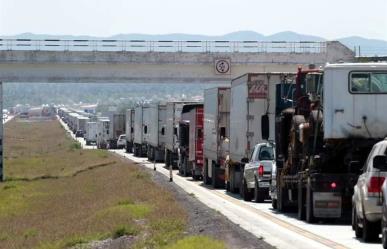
top-left (367, 176), bottom-right (385, 193)
top-left (258, 165), bottom-right (264, 177)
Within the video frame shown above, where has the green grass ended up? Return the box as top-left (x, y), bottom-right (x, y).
top-left (165, 236), bottom-right (226, 249)
top-left (1, 118), bottom-right (188, 249)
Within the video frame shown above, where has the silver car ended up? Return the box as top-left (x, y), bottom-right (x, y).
top-left (242, 142), bottom-right (275, 202)
top-left (353, 139), bottom-right (387, 242)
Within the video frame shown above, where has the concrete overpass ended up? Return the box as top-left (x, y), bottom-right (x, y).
top-left (0, 39), bottom-right (354, 83)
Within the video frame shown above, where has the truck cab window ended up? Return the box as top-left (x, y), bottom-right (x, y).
top-left (350, 72), bottom-right (387, 93)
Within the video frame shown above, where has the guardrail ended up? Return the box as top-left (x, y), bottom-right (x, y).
top-left (0, 39), bottom-right (327, 53)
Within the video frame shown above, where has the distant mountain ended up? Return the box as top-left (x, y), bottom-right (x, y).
top-left (2, 31), bottom-right (387, 56)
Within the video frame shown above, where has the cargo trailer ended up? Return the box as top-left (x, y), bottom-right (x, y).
top-left (226, 73), bottom-right (295, 196)
top-left (144, 104), bottom-right (167, 162)
top-left (125, 109), bottom-right (135, 153)
top-left (85, 122), bottom-right (98, 145)
top-left (96, 117), bottom-right (110, 149)
top-left (133, 106), bottom-right (148, 157)
top-left (203, 87), bottom-right (230, 188)
top-left (165, 101), bottom-right (198, 168)
top-left (178, 103), bottom-right (204, 180)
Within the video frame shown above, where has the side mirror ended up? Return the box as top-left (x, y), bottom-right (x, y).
top-left (349, 161), bottom-right (362, 174)
top-left (241, 158), bottom-right (249, 164)
top-left (261, 114), bottom-right (269, 140)
top-left (373, 155), bottom-right (387, 171)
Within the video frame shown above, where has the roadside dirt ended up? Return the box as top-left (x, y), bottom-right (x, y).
top-left (150, 166), bottom-right (275, 249)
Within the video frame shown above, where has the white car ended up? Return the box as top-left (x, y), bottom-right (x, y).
top-left (117, 134), bottom-right (126, 149)
top-left (241, 142), bottom-right (275, 203)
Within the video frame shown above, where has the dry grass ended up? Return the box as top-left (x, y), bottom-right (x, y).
top-left (0, 118), bottom-right (188, 249)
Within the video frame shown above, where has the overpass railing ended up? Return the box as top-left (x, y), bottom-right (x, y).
top-left (0, 39), bottom-right (327, 53)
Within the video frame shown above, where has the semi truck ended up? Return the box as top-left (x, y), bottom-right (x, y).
top-left (273, 63), bottom-right (387, 223)
top-left (75, 116), bottom-right (89, 137)
top-left (105, 113), bottom-right (125, 149)
top-left (178, 103), bottom-right (204, 180)
top-left (203, 87), bottom-right (231, 188)
top-left (96, 117), bottom-right (110, 149)
top-left (144, 104), bottom-right (167, 162)
top-left (226, 73), bottom-right (295, 196)
top-left (133, 105), bottom-right (148, 157)
top-left (85, 122), bottom-right (98, 145)
top-left (165, 101), bottom-right (198, 168)
top-left (125, 109), bottom-right (135, 153)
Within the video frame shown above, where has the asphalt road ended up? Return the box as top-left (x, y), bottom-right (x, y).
top-left (112, 150), bottom-right (382, 249)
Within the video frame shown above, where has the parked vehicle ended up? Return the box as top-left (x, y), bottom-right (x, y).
top-left (353, 139), bottom-right (387, 242)
top-left (178, 103), bottom-right (204, 180)
top-left (96, 117), bottom-right (110, 149)
top-left (165, 101), bottom-right (198, 168)
top-left (382, 179), bottom-right (387, 248)
top-left (203, 87), bottom-right (230, 188)
top-left (133, 106), bottom-right (148, 157)
top-left (125, 109), bottom-right (135, 153)
top-left (144, 104), bottom-right (167, 162)
top-left (274, 63), bottom-right (387, 223)
top-left (117, 134), bottom-right (126, 149)
top-left (242, 142), bottom-right (275, 202)
top-left (75, 116), bottom-right (89, 137)
top-left (105, 113), bottom-right (125, 149)
top-left (226, 73), bottom-right (295, 197)
top-left (85, 122), bottom-right (98, 145)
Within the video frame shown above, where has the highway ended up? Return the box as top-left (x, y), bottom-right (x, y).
top-left (57, 117), bottom-right (380, 249)
top-left (112, 150), bottom-right (381, 249)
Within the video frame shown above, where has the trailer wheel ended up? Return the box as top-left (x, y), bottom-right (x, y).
top-left (212, 163), bottom-right (217, 188)
top-left (298, 179), bottom-right (306, 220)
top-left (306, 183), bottom-right (315, 223)
top-left (362, 211), bottom-right (380, 242)
top-left (242, 178), bottom-right (252, 201)
top-left (203, 159), bottom-right (210, 185)
top-left (254, 178), bottom-right (265, 203)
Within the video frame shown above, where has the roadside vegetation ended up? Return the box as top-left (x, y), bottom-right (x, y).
top-left (1, 118), bottom-right (226, 249)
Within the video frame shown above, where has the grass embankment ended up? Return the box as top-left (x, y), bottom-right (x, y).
top-left (1, 118), bottom-right (226, 249)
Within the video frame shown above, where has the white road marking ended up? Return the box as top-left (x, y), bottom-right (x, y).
top-left (113, 150), bottom-right (381, 249)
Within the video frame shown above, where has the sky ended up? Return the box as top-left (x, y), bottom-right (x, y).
top-left (0, 0), bottom-right (387, 40)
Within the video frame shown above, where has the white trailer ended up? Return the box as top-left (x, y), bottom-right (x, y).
top-left (85, 122), bottom-right (98, 145)
top-left (133, 106), bottom-right (148, 157)
top-left (76, 116), bottom-right (89, 137)
top-left (203, 87), bottom-right (231, 188)
top-left (227, 73), bottom-right (295, 193)
top-left (107, 113), bottom-right (125, 149)
top-left (96, 117), bottom-right (110, 149)
top-left (125, 109), bottom-right (135, 153)
top-left (165, 101), bottom-right (198, 168)
top-left (144, 104), bottom-right (167, 162)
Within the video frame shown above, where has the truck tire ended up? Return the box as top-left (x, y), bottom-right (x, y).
top-left (203, 159), bottom-right (210, 185)
top-left (242, 178), bottom-right (252, 201)
top-left (362, 212), bottom-right (379, 242)
top-left (298, 179), bottom-right (306, 220)
top-left (272, 199), bottom-right (278, 210)
top-left (212, 163), bottom-right (217, 188)
top-left (229, 167), bottom-right (236, 193)
top-left (354, 207), bottom-right (363, 238)
top-left (254, 178), bottom-right (265, 203)
top-left (306, 183), bottom-right (315, 223)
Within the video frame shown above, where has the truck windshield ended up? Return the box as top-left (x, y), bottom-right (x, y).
top-left (257, 146), bottom-right (274, 161)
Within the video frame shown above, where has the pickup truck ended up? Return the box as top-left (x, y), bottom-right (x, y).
top-left (242, 142), bottom-right (275, 202)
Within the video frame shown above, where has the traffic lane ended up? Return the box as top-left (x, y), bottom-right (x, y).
top-left (112, 149), bottom-right (382, 249)
top-left (113, 150), bottom-right (338, 249)
top-left (57, 116), bottom-right (95, 150)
